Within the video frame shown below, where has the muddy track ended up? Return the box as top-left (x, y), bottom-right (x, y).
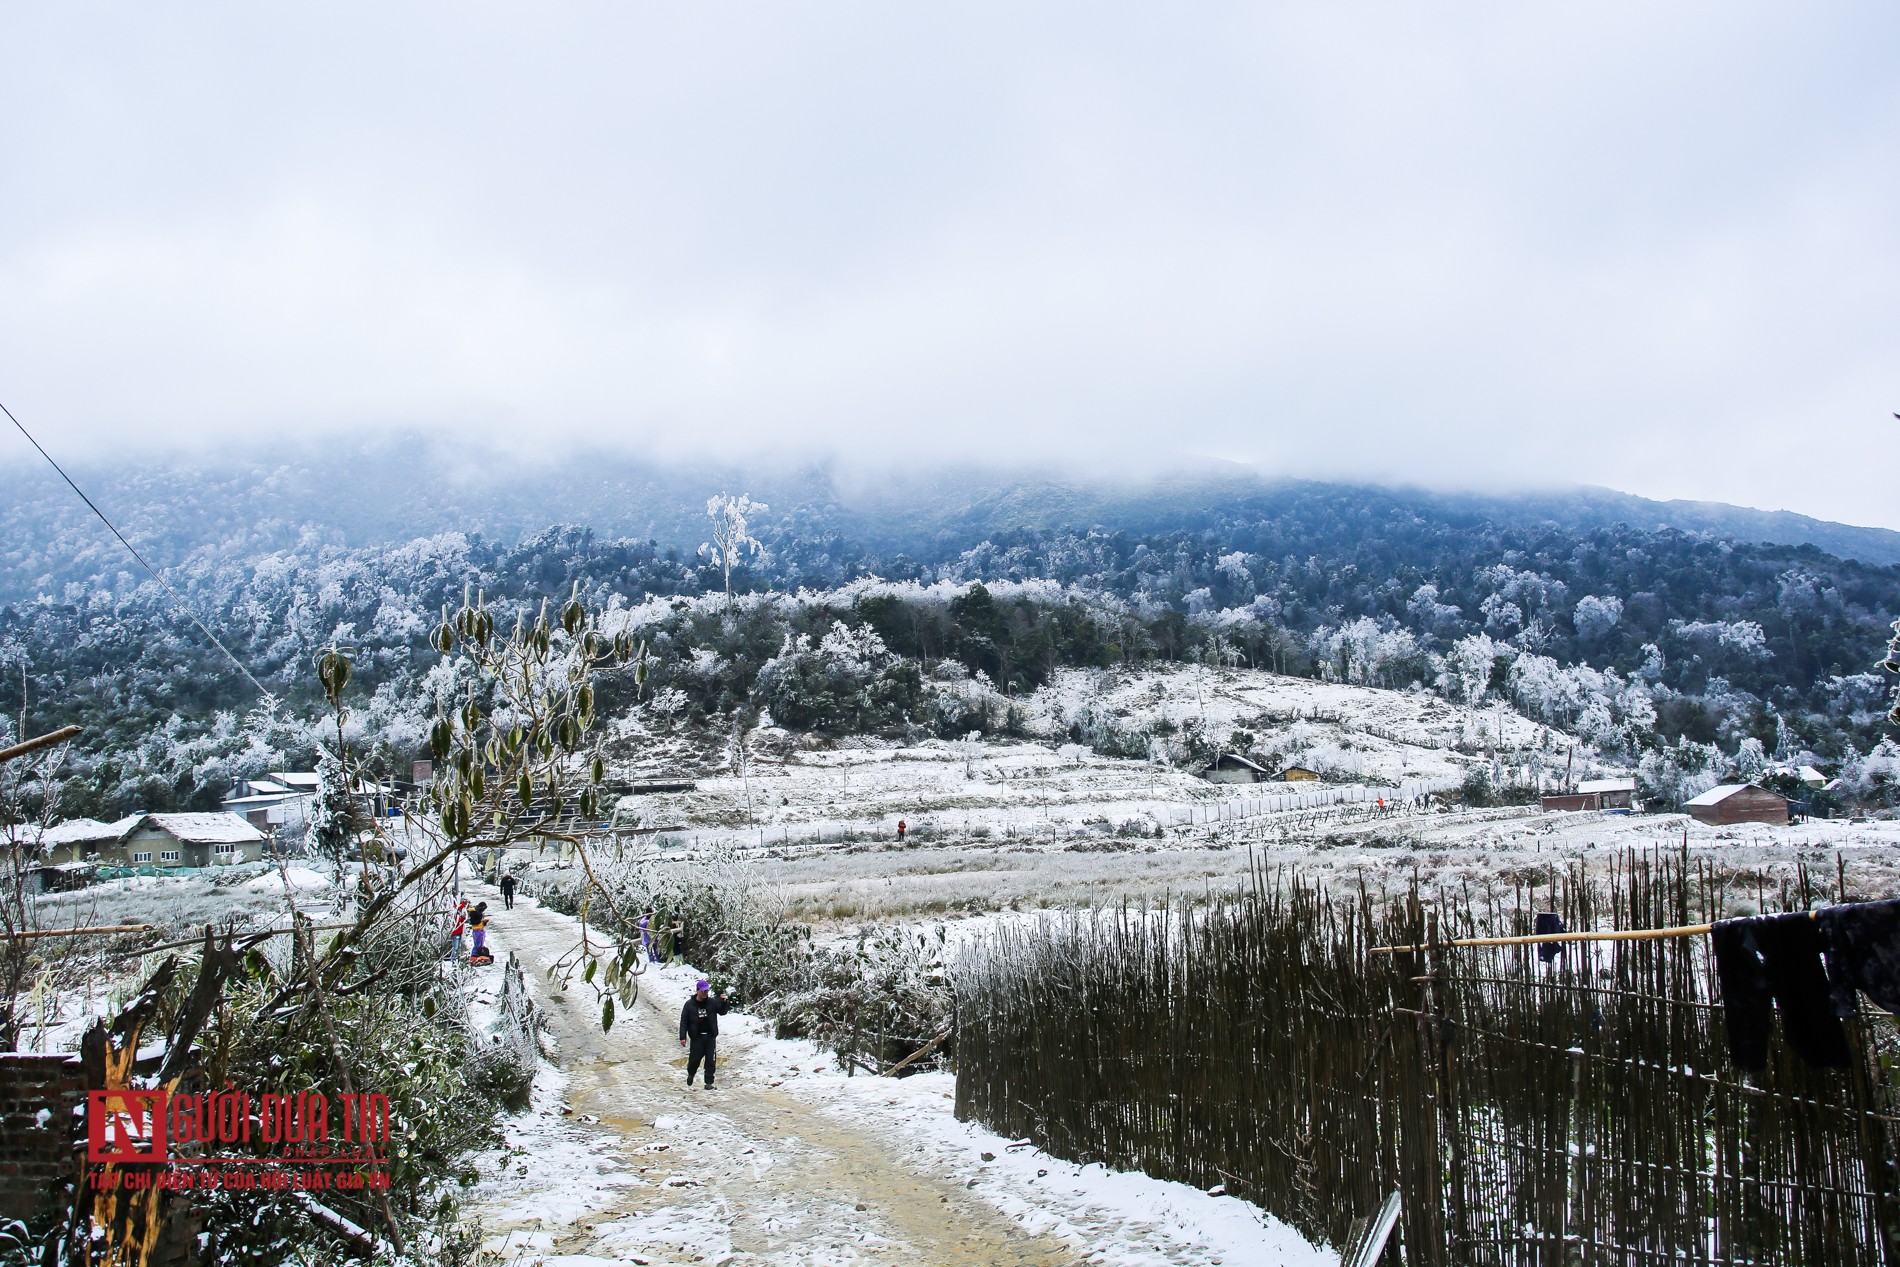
top-left (470, 884), bottom-right (1082, 1266)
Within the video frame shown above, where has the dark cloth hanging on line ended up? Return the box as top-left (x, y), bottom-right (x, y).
top-left (1759, 914), bottom-right (1850, 1067)
top-left (1711, 913), bottom-right (1850, 1070)
top-left (1711, 919), bottom-right (1774, 1070)
top-left (1818, 897), bottom-right (1900, 1017)
top-left (1532, 912), bottom-right (1565, 964)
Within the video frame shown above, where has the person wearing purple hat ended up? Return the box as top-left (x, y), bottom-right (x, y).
top-left (678, 978), bottom-right (730, 1089)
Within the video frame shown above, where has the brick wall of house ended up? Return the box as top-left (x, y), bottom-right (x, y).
top-left (0, 1053), bottom-right (84, 1221)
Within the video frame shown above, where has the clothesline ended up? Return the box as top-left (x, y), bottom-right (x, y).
top-left (1369, 899), bottom-right (1900, 1074)
top-left (1370, 923), bottom-right (1714, 955)
top-left (1369, 910), bottom-right (1828, 955)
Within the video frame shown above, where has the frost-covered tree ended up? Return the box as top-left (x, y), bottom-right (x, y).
top-left (1439, 634), bottom-right (1503, 707)
top-left (1671, 619), bottom-right (1772, 661)
top-left (1214, 551), bottom-right (1253, 590)
top-left (701, 493), bottom-right (769, 604)
top-left (308, 742), bottom-right (354, 886)
top-left (1637, 738), bottom-right (1723, 807)
top-left (1731, 736), bottom-right (1769, 782)
top-left (1838, 740), bottom-right (1900, 809)
top-left (1312, 617), bottom-right (1421, 687)
top-left (1881, 618), bottom-right (1900, 726)
top-left (1506, 653), bottom-right (1656, 755)
top-left (1572, 594), bottom-right (1624, 644)
top-left (948, 732), bottom-right (984, 779)
top-left (1407, 584), bottom-right (1462, 636)
top-left (754, 623), bottom-right (922, 732)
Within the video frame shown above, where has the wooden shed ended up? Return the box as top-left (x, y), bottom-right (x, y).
top-left (1205, 753), bottom-right (1270, 784)
top-left (1542, 778), bottom-right (1637, 813)
top-left (1277, 766), bottom-right (1322, 783)
top-left (1683, 783), bottom-right (1789, 827)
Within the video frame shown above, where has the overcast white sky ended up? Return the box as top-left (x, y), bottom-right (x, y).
top-left (3, 4), bottom-right (1896, 526)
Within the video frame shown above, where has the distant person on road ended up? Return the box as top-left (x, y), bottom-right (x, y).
top-left (679, 979), bottom-right (730, 1089)
top-left (639, 913), bottom-right (658, 962)
top-left (499, 872), bottom-right (517, 909)
top-left (897, 819), bottom-right (907, 842)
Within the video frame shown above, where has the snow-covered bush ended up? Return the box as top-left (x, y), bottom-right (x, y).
top-left (1837, 741), bottom-right (1900, 810)
top-left (754, 624), bottom-right (925, 732)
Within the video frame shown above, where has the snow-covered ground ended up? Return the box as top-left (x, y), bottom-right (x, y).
top-left (601, 666), bottom-right (1616, 859)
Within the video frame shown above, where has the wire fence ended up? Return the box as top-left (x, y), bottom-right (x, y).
top-left (954, 849), bottom-right (1900, 1265)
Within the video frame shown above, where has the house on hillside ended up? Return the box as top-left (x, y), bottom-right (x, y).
top-left (35, 816), bottom-right (140, 865)
top-left (1684, 784), bottom-right (1790, 827)
top-left (222, 770), bottom-right (403, 834)
top-left (1541, 778), bottom-right (1636, 813)
top-left (1277, 766), bottom-right (1321, 783)
top-left (1204, 753), bottom-right (1271, 784)
top-left (222, 772), bottom-right (318, 832)
top-left (118, 814), bottom-right (268, 867)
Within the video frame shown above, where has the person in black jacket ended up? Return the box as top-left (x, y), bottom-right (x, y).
top-left (678, 979), bottom-right (730, 1089)
top-left (498, 873), bottom-right (516, 909)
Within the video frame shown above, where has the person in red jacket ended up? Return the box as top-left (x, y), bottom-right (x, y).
top-left (447, 899), bottom-right (469, 961)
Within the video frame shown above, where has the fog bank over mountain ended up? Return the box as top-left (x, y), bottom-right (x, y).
top-left (3, 438), bottom-right (1898, 606)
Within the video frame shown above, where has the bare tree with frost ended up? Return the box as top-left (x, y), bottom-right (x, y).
top-left (701, 492), bottom-right (769, 605)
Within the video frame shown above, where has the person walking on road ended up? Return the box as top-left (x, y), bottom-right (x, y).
top-left (499, 872), bottom-right (516, 910)
top-left (679, 979), bottom-right (730, 1089)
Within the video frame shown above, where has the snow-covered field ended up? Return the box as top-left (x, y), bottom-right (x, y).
top-left (604, 666), bottom-right (1622, 852)
top-left (561, 665), bottom-right (1900, 920)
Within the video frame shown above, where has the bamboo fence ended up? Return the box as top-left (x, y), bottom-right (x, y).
top-left (955, 849), bottom-right (1900, 1265)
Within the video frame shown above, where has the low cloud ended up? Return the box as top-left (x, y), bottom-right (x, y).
top-left (2, 3), bottom-right (1896, 526)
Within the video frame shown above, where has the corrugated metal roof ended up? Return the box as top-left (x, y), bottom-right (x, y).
top-left (1684, 784), bottom-right (1753, 807)
top-left (41, 817), bottom-right (121, 844)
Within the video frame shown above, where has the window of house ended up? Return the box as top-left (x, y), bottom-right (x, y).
top-left (160, 850), bottom-right (181, 863)
top-left (132, 851), bottom-right (152, 863)
top-left (214, 842), bottom-right (236, 856)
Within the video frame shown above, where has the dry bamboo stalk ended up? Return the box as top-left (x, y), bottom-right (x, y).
top-left (883, 1026), bottom-right (951, 1076)
top-left (0, 724), bottom-right (82, 764)
top-left (115, 921), bottom-right (359, 957)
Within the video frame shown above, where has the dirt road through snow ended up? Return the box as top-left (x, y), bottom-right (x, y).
top-left (468, 883), bottom-right (1084, 1267)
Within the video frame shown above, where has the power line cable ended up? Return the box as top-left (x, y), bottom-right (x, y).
top-left (2, 400), bottom-right (277, 704)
